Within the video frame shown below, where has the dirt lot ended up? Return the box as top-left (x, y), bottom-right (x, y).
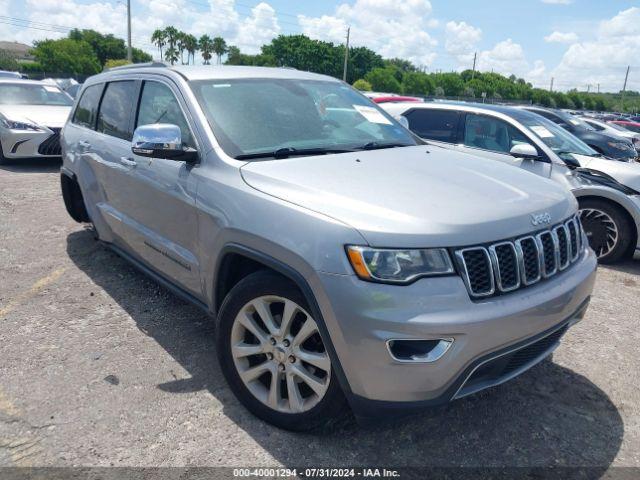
top-left (1, 160), bottom-right (639, 472)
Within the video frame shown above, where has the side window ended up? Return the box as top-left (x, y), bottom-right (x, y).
top-left (587, 121), bottom-right (604, 131)
top-left (404, 109), bottom-right (459, 143)
top-left (136, 81), bottom-right (194, 148)
top-left (97, 81), bottom-right (137, 140)
top-left (464, 114), bottom-right (532, 154)
top-left (72, 84), bottom-right (103, 129)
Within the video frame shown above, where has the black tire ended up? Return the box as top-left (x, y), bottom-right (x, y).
top-left (0, 144), bottom-right (10, 166)
top-left (216, 270), bottom-right (349, 431)
top-left (579, 198), bottom-right (633, 264)
top-left (60, 173), bottom-right (90, 223)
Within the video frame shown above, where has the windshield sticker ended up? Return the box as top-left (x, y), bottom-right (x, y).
top-left (43, 86), bottom-right (60, 93)
top-left (569, 119), bottom-right (581, 126)
top-left (530, 125), bottom-right (554, 138)
top-left (213, 84), bottom-right (231, 88)
top-left (353, 105), bottom-right (392, 125)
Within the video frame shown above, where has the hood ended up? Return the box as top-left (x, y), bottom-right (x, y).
top-left (240, 145), bottom-right (576, 248)
top-left (0, 105), bottom-right (72, 129)
top-left (572, 153), bottom-right (640, 192)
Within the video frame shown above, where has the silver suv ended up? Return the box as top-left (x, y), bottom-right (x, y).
top-left (60, 64), bottom-right (597, 430)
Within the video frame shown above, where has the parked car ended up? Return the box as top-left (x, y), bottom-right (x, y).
top-left (0, 70), bottom-right (22, 79)
top-left (0, 79), bottom-right (74, 164)
top-left (611, 120), bottom-right (640, 134)
top-left (580, 117), bottom-right (640, 153)
top-left (381, 101), bottom-right (640, 262)
top-left (520, 106), bottom-right (637, 161)
top-left (371, 95), bottom-right (423, 104)
top-left (61, 64), bottom-right (596, 430)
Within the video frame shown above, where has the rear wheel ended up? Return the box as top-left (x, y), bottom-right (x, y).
top-left (216, 271), bottom-right (348, 431)
top-left (579, 198), bottom-right (633, 263)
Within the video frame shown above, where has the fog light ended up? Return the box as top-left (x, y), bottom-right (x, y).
top-left (387, 338), bottom-right (453, 363)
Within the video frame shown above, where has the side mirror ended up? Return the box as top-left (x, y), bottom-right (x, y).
top-left (510, 143), bottom-right (539, 160)
top-left (132, 123), bottom-right (197, 162)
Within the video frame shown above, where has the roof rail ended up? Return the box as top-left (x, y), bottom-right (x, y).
top-left (106, 62), bottom-right (168, 72)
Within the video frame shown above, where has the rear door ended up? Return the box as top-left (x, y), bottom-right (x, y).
top-left (89, 80), bottom-right (142, 252)
top-left (455, 112), bottom-right (552, 178)
top-left (123, 78), bottom-right (202, 297)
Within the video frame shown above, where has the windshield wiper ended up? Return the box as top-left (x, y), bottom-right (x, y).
top-left (556, 150), bottom-right (603, 158)
top-left (358, 141), bottom-right (412, 151)
top-left (235, 146), bottom-right (356, 160)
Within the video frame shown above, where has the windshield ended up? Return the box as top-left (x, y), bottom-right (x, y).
top-left (520, 114), bottom-right (598, 157)
top-left (190, 78), bottom-right (417, 159)
top-left (0, 83), bottom-right (73, 106)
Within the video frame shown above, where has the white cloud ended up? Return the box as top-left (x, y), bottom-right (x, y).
top-left (550, 7), bottom-right (640, 91)
top-left (444, 21), bottom-right (481, 67)
top-left (477, 39), bottom-right (528, 76)
top-left (544, 31), bottom-right (578, 43)
top-left (298, 0), bottom-right (439, 67)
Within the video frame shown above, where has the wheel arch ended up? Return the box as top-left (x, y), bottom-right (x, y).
top-left (213, 243), bottom-right (355, 401)
top-left (575, 193), bottom-right (638, 255)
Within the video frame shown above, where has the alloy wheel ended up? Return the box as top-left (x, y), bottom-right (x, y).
top-left (579, 208), bottom-right (619, 258)
top-left (230, 296), bottom-right (331, 413)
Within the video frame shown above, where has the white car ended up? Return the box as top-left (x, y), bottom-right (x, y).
top-left (382, 101), bottom-right (640, 262)
top-left (0, 79), bottom-right (73, 164)
top-left (581, 116), bottom-right (640, 154)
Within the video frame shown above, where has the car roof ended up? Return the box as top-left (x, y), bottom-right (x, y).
top-left (0, 78), bottom-right (53, 86)
top-left (93, 63), bottom-right (342, 83)
top-left (383, 101), bottom-right (545, 122)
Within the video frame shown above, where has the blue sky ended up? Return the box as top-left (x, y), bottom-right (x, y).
top-left (1, 0), bottom-right (639, 92)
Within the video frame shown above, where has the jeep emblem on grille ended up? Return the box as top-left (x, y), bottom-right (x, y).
top-left (531, 212), bottom-right (551, 226)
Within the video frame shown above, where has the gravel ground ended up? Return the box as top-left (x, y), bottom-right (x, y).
top-left (0, 160), bottom-right (639, 471)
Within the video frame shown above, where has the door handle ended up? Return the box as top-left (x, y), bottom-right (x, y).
top-left (120, 157), bottom-right (137, 167)
top-left (78, 140), bottom-right (91, 151)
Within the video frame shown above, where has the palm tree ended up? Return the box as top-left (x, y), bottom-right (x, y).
top-left (184, 34), bottom-right (199, 65)
top-left (212, 36), bottom-right (228, 65)
top-left (199, 35), bottom-right (214, 65)
top-left (163, 26), bottom-right (180, 65)
top-left (177, 31), bottom-right (187, 65)
top-left (151, 29), bottom-right (167, 61)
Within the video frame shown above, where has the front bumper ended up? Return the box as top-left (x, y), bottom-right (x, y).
top-left (1, 127), bottom-right (61, 158)
top-left (310, 247), bottom-right (597, 414)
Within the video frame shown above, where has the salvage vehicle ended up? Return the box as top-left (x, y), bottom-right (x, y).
top-left (0, 79), bottom-right (73, 164)
top-left (61, 64), bottom-right (596, 430)
top-left (580, 117), bottom-right (640, 154)
top-left (520, 106), bottom-right (637, 161)
top-left (382, 101), bottom-right (640, 262)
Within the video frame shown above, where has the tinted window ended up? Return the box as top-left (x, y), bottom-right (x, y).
top-left (136, 81), bottom-right (194, 148)
top-left (463, 114), bottom-right (531, 154)
top-left (585, 120), bottom-right (604, 131)
top-left (72, 84), bottom-right (103, 129)
top-left (404, 109), bottom-right (458, 143)
top-left (97, 81), bottom-right (137, 140)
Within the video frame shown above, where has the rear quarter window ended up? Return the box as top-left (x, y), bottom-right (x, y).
top-left (72, 84), bottom-right (103, 129)
top-left (405, 109), bottom-right (459, 143)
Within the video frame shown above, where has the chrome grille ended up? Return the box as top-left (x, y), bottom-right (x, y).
top-left (456, 215), bottom-right (584, 299)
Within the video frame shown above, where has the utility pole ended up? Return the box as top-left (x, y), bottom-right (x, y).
top-left (342, 26), bottom-right (350, 82)
top-left (621, 65), bottom-right (630, 111)
top-left (597, 83), bottom-right (600, 94)
top-left (587, 84), bottom-right (590, 93)
top-left (471, 52), bottom-right (477, 80)
top-left (549, 77), bottom-right (554, 92)
top-left (126, 0), bottom-right (132, 63)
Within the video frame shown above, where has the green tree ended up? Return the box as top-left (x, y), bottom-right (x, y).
top-left (347, 46), bottom-right (384, 84)
top-left (352, 79), bottom-right (372, 91)
top-left (104, 59), bottom-right (130, 69)
top-left (68, 29), bottom-right (125, 67)
top-left (0, 50), bottom-right (19, 71)
top-left (31, 38), bottom-right (101, 75)
top-left (131, 48), bottom-right (152, 63)
top-left (199, 35), bottom-right (214, 65)
top-left (364, 67), bottom-right (401, 93)
top-left (212, 36), bottom-right (228, 65)
top-left (151, 28), bottom-right (167, 61)
top-left (432, 72), bottom-right (464, 96)
top-left (177, 31), bottom-right (187, 65)
top-left (184, 34), bottom-right (198, 65)
top-left (401, 71), bottom-right (434, 95)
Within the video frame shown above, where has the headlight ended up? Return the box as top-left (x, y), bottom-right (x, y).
top-left (346, 246), bottom-right (454, 283)
top-left (607, 141), bottom-right (632, 151)
top-left (0, 119), bottom-right (42, 131)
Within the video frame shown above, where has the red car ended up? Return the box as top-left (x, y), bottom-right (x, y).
top-left (371, 95), bottom-right (423, 104)
top-left (610, 120), bottom-right (640, 134)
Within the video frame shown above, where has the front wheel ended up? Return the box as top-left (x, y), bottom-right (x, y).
top-left (216, 271), bottom-right (348, 431)
top-left (579, 199), bottom-right (633, 263)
